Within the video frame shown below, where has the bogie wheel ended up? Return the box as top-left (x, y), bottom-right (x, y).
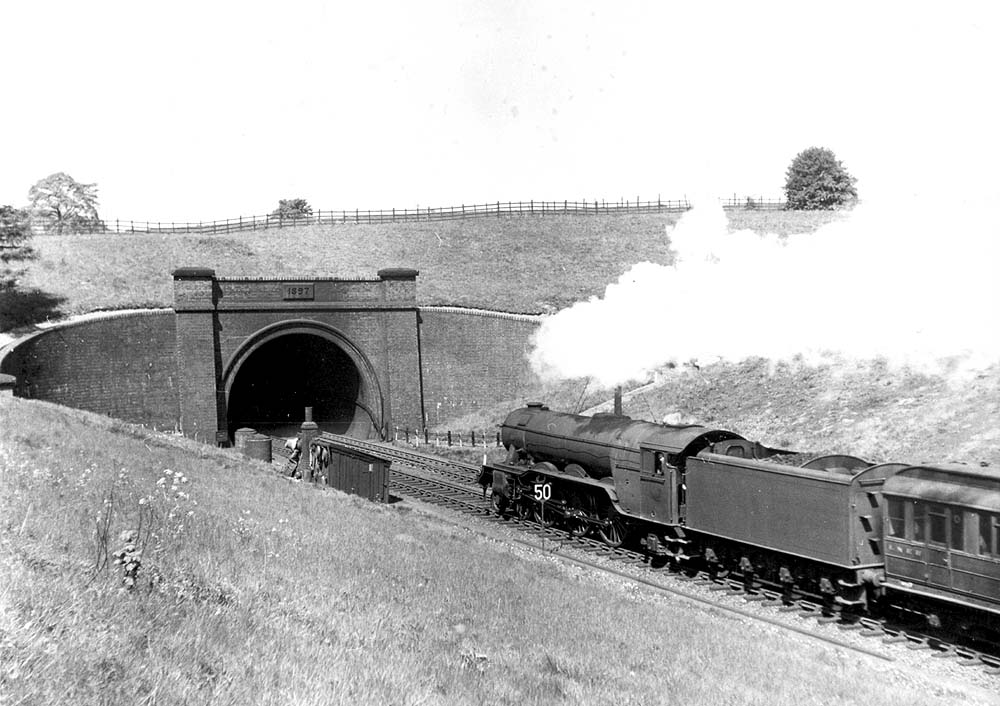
top-left (515, 499), bottom-right (533, 521)
top-left (598, 511), bottom-right (627, 548)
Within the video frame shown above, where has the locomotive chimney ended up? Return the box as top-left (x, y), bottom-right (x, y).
top-left (614, 386), bottom-right (623, 416)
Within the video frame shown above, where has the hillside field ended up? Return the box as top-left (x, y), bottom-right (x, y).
top-left (8, 210), bottom-right (845, 321)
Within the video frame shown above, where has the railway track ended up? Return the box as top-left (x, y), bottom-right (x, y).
top-left (317, 435), bottom-right (1000, 677)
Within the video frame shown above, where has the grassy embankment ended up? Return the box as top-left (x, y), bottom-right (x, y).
top-left (2, 394), bottom-right (995, 706)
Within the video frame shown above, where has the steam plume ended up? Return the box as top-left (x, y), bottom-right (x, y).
top-left (529, 200), bottom-right (1000, 387)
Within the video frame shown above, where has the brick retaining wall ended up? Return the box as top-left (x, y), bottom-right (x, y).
top-left (418, 306), bottom-right (541, 423)
top-left (0, 311), bottom-right (180, 430)
top-left (0, 306), bottom-right (543, 434)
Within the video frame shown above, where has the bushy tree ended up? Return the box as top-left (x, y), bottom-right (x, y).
top-left (0, 205), bottom-right (34, 291)
top-left (784, 147), bottom-right (857, 210)
top-left (27, 172), bottom-right (103, 233)
top-left (270, 198), bottom-right (314, 220)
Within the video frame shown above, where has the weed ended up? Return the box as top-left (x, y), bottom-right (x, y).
top-left (111, 529), bottom-right (142, 590)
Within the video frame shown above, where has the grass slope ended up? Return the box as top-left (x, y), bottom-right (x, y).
top-left (2, 395), bottom-right (996, 706)
top-left (13, 210), bottom-right (845, 320)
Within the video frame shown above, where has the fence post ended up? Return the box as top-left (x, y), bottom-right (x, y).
top-left (447, 431), bottom-right (452, 447)
top-left (471, 430), bottom-right (476, 446)
top-left (496, 432), bottom-right (501, 447)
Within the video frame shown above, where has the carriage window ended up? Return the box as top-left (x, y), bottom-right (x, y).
top-left (949, 508), bottom-right (964, 551)
top-left (978, 514), bottom-right (994, 556)
top-left (927, 504), bottom-right (947, 545)
top-left (911, 502), bottom-right (925, 542)
top-left (985, 515), bottom-right (1000, 558)
top-left (886, 498), bottom-right (905, 538)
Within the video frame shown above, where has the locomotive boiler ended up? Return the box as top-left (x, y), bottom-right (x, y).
top-left (481, 404), bottom-right (1000, 627)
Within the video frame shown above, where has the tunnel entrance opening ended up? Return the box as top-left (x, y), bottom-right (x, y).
top-left (227, 333), bottom-right (369, 440)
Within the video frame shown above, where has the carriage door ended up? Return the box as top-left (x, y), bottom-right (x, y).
top-left (924, 503), bottom-right (952, 588)
top-left (639, 448), bottom-right (676, 523)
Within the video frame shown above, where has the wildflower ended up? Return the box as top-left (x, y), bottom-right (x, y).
top-left (156, 478), bottom-right (166, 487)
top-left (139, 498), bottom-right (147, 505)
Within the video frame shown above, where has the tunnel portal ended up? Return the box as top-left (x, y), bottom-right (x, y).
top-left (227, 333), bottom-right (366, 439)
top-left (173, 268), bottom-right (422, 445)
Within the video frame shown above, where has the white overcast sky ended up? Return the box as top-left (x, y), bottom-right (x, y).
top-left (2, 1), bottom-right (998, 222)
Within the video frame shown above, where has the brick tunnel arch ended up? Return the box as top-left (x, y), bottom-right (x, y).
top-left (222, 320), bottom-right (384, 440)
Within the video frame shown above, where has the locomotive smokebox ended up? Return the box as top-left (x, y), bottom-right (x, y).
top-left (614, 386), bottom-right (623, 416)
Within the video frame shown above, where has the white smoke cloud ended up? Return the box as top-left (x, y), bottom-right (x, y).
top-left (529, 198), bottom-right (1000, 386)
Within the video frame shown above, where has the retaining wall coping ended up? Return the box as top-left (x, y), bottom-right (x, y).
top-left (215, 275), bottom-right (384, 283)
top-left (418, 305), bottom-right (544, 322)
top-left (0, 308), bottom-right (176, 368)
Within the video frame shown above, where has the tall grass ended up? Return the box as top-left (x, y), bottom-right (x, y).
top-left (1, 395), bottom-right (994, 705)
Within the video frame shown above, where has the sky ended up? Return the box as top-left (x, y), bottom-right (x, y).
top-left (3, 1), bottom-right (999, 222)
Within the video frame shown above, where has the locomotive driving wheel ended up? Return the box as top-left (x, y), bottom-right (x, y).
top-left (563, 491), bottom-right (593, 537)
top-left (566, 514), bottom-right (589, 537)
top-left (598, 509), bottom-right (627, 548)
top-left (533, 504), bottom-right (556, 527)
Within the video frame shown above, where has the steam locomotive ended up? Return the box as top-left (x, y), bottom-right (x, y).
top-left (479, 404), bottom-right (1000, 632)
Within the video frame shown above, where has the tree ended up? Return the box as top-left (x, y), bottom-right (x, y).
top-left (27, 172), bottom-right (102, 233)
top-left (270, 198), bottom-right (314, 220)
top-left (784, 147), bottom-right (858, 210)
top-left (0, 205), bottom-right (34, 291)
